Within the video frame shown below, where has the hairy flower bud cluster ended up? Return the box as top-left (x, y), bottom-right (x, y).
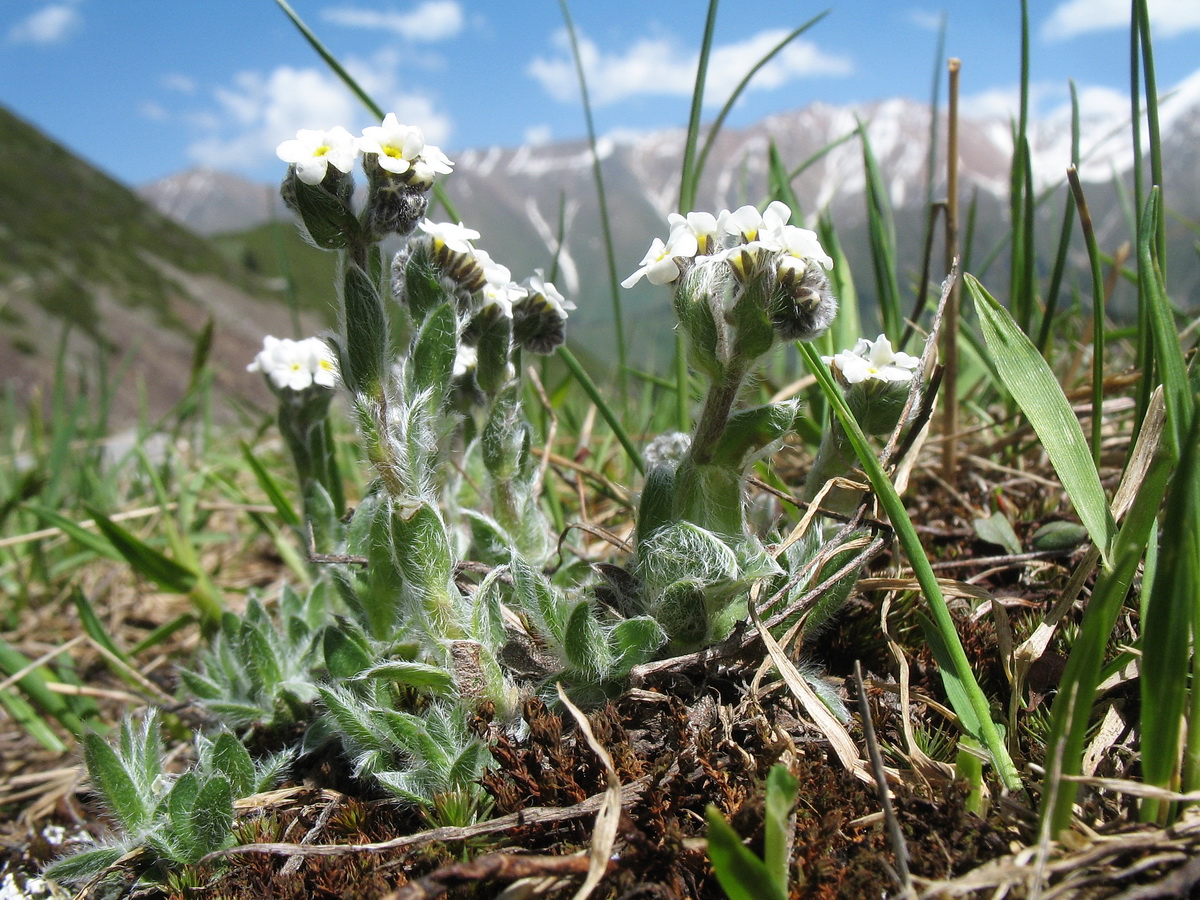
top-left (623, 201), bottom-right (837, 346)
top-left (276, 115), bottom-right (454, 242)
top-left (409, 220), bottom-right (575, 360)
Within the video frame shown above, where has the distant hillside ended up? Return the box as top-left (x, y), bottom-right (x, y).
top-left (0, 106), bottom-right (316, 424)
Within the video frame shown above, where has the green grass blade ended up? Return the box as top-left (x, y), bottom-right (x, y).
top-left (1064, 169), bottom-right (1107, 466)
top-left (24, 503), bottom-right (124, 562)
top-left (966, 275), bottom-right (1117, 563)
top-left (85, 506), bottom-right (199, 594)
top-left (557, 347), bottom-right (643, 473)
top-left (856, 117), bottom-right (901, 336)
top-left (1135, 0), bottom-right (1164, 272)
top-left (1140, 411), bottom-right (1200, 820)
top-left (239, 440), bottom-right (301, 529)
top-left (692, 13), bottom-right (829, 196)
top-left (0, 637), bottom-right (88, 738)
top-left (556, 0), bottom-right (627, 403)
top-left (678, 0), bottom-right (720, 214)
top-left (797, 341), bottom-right (1020, 789)
top-left (1041, 446), bottom-right (1172, 835)
top-left (70, 587), bottom-right (127, 663)
top-left (0, 688), bottom-right (66, 753)
top-left (763, 764), bottom-right (799, 891)
top-left (1139, 188), bottom-right (1194, 457)
top-left (1036, 81), bottom-right (1081, 355)
top-left (706, 806), bottom-right (787, 900)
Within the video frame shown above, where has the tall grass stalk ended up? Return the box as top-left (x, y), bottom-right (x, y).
top-left (941, 58), bottom-right (961, 485)
top-left (1065, 168), bottom-right (1107, 466)
top-left (556, 0), bottom-right (627, 404)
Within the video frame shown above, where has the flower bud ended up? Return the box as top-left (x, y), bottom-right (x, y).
top-left (512, 271), bottom-right (574, 354)
top-left (771, 258), bottom-right (837, 341)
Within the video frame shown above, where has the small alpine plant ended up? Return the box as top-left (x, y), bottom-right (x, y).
top-left (79, 113), bottom-right (924, 850)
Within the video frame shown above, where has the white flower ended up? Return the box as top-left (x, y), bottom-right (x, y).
top-left (479, 256), bottom-right (527, 314)
top-left (718, 201), bottom-right (792, 245)
top-left (406, 144), bottom-right (454, 185)
top-left (359, 114), bottom-right (426, 175)
top-left (824, 335), bottom-right (919, 385)
top-left (525, 269), bottom-right (575, 318)
top-left (276, 126), bottom-right (358, 185)
top-left (418, 219), bottom-right (480, 255)
top-left (776, 224), bottom-right (834, 275)
top-left (667, 211), bottom-right (720, 255)
top-left (453, 344), bottom-right (478, 377)
top-left (621, 230), bottom-right (698, 288)
top-left (248, 336), bottom-right (338, 391)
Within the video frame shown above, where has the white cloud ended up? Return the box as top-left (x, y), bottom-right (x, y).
top-left (907, 9), bottom-right (946, 32)
top-left (187, 53), bottom-right (451, 174)
top-left (1043, 0), bottom-right (1200, 40)
top-left (163, 73), bottom-right (197, 95)
top-left (7, 3), bottom-right (82, 45)
top-left (523, 124), bottom-right (552, 146)
top-left (321, 1), bottom-right (464, 41)
top-left (528, 28), bottom-right (852, 107)
top-left (139, 101), bottom-right (169, 122)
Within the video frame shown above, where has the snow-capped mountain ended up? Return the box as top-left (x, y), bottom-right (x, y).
top-left (139, 88), bottom-right (1200, 359)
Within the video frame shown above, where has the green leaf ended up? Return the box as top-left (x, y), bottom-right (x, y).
top-left (187, 777), bottom-right (234, 861)
top-left (43, 847), bottom-right (125, 884)
top-left (323, 626), bottom-right (374, 680)
top-left (763, 765), bottom-right (799, 891)
top-left (410, 302), bottom-right (458, 402)
top-left (706, 805), bottom-right (787, 900)
top-left (84, 732), bottom-right (148, 832)
top-left (292, 176), bottom-right (361, 250)
top-left (562, 601), bottom-right (609, 676)
top-left (241, 620), bottom-right (283, 691)
top-left (711, 402), bottom-right (798, 468)
top-left (966, 275), bottom-right (1117, 564)
top-left (85, 507), bottom-right (198, 594)
top-left (352, 660), bottom-right (455, 694)
top-left (341, 260), bottom-right (388, 396)
top-left (210, 732), bottom-right (256, 798)
top-left (164, 771), bottom-right (200, 856)
top-left (608, 617), bottom-right (666, 675)
top-left (972, 513), bottom-right (1022, 555)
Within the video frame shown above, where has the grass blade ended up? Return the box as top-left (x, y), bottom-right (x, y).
top-left (85, 506), bottom-right (198, 595)
top-left (797, 340), bottom-right (1020, 789)
top-left (856, 117), bottom-right (901, 336)
top-left (556, 0), bottom-right (627, 403)
top-left (966, 275), bottom-right (1117, 563)
top-left (1140, 411), bottom-right (1199, 820)
top-left (692, 13), bottom-right (829, 197)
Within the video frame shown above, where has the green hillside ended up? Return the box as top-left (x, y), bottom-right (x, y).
top-left (0, 105), bottom-right (315, 423)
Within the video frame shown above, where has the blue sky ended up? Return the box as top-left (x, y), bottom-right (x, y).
top-left (2, 0), bottom-right (1199, 186)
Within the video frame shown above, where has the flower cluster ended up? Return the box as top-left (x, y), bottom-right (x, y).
top-left (410, 219), bottom-right (575, 357)
top-left (276, 115), bottom-right (453, 188)
top-left (824, 334), bottom-right (920, 386)
top-left (622, 201), bottom-right (832, 289)
top-left (247, 336), bottom-right (338, 392)
top-left (624, 201), bottom-right (837, 363)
